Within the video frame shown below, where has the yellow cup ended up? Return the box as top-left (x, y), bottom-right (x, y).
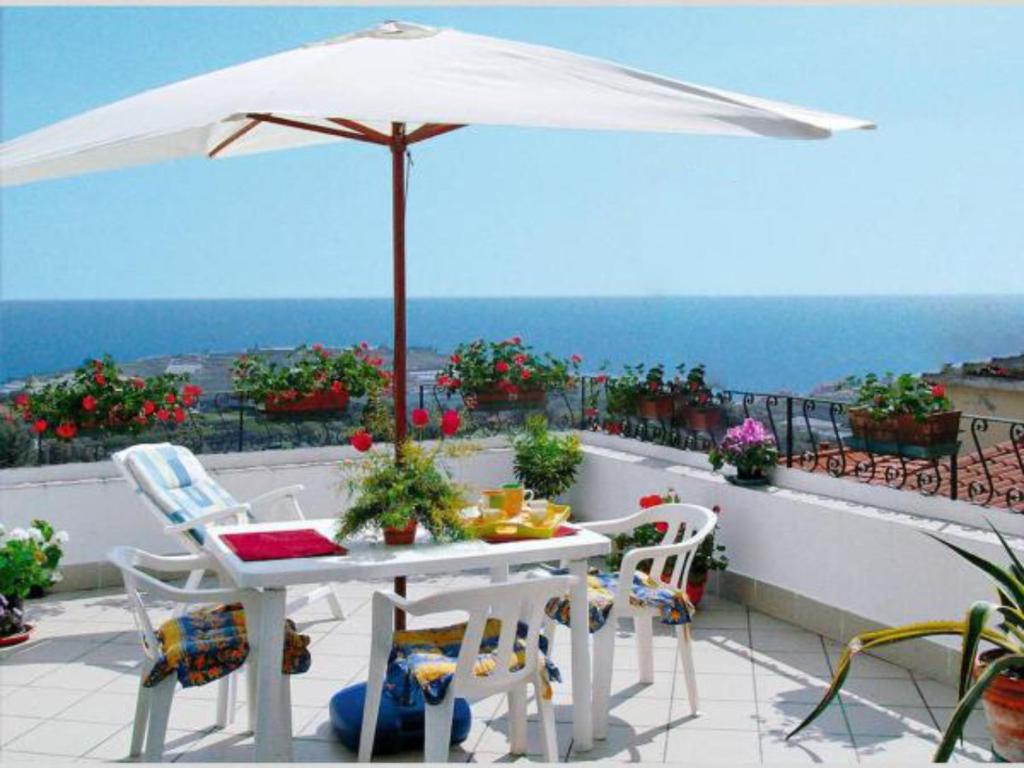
top-left (499, 484), bottom-right (534, 515)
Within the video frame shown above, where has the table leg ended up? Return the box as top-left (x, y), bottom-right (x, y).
top-left (568, 558), bottom-right (593, 752)
top-left (251, 588), bottom-right (292, 763)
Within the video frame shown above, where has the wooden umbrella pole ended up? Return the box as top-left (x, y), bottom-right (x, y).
top-left (391, 121), bottom-right (409, 629)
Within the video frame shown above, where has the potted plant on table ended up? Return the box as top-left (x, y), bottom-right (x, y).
top-left (10, 355), bottom-right (200, 441)
top-left (232, 344), bottom-right (388, 415)
top-left (511, 415), bottom-right (584, 501)
top-left (789, 523), bottom-right (1024, 762)
top-left (846, 372), bottom-right (960, 451)
top-left (337, 441), bottom-right (471, 547)
top-left (605, 491), bottom-right (728, 607)
top-left (674, 364), bottom-right (722, 432)
top-left (435, 337), bottom-right (580, 412)
top-left (708, 418), bottom-right (778, 486)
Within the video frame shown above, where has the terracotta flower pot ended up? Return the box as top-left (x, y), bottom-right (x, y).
top-left (264, 389), bottom-right (350, 414)
top-left (636, 394), bottom-right (674, 420)
top-left (464, 386), bottom-right (546, 412)
top-left (383, 519), bottom-right (418, 546)
top-left (975, 650), bottom-right (1024, 761)
top-left (848, 408), bottom-right (961, 449)
top-left (677, 404), bottom-right (723, 432)
top-left (685, 579), bottom-right (707, 607)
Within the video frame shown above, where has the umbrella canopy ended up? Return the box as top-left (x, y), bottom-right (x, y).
top-left (1, 20), bottom-right (872, 186)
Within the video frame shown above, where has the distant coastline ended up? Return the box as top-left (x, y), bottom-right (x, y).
top-left (4, 295), bottom-right (1023, 394)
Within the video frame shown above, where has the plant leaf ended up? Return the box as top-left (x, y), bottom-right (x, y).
top-left (927, 533), bottom-right (1024, 608)
top-left (958, 602), bottom-right (997, 700)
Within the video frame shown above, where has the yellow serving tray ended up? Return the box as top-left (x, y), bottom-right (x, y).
top-left (467, 504), bottom-right (571, 539)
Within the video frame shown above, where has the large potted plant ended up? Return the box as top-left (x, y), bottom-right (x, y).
top-left (0, 523), bottom-right (64, 645)
top-left (435, 337), bottom-right (580, 411)
top-left (604, 491), bottom-right (728, 607)
top-left (10, 356), bottom-right (200, 441)
top-left (674, 364), bottom-right (722, 431)
top-left (789, 524), bottom-right (1024, 762)
top-left (337, 441), bottom-right (470, 546)
top-left (708, 418), bottom-right (779, 486)
top-left (846, 372), bottom-right (960, 450)
top-left (232, 343), bottom-right (388, 415)
top-left (511, 415), bottom-right (584, 501)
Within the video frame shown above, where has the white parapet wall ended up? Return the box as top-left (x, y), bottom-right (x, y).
top-left (2, 430), bottom-right (1021, 684)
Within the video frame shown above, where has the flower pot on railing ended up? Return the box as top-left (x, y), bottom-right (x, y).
top-left (464, 386), bottom-right (546, 412)
top-left (975, 650), bottom-right (1024, 761)
top-left (848, 408), bottom-right (961, 450)
top-left (636, 394), bottom-right (674, 421)
top-left (263, 389), bottom-right (350, 415)
top-left (676, 404), bottom-right (723, 432)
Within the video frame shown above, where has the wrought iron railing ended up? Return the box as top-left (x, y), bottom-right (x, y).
top-left (2, 381), bottom-right (1022, 513)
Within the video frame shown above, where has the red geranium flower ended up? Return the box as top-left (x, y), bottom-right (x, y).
top-left (514, 353), bottom-right (527, 365)
top-left (495, 361), bottom-right (510, 374)
top-left (571, 354), bottom-right (582, 364)
top-left (440, 410), bottom-right (460, 437)
top-left (654, 522), bottom-right (669, 534)
top-left (172, 407), bottom-right (186, 424)
top-left (511, 336), bottom-right (522, 345)
top-left (437, 374), bottom-right (450, 387)
top-left (165, 393), bottom-right (176, 405)
top-left (94, 373), bottom-right (107, 387)
top-left (350, 430), bottom-right (373, 452)
top-left (594, 375), bottom-right (608, 385)
top-left (931, 384), bottom-right (946, 398)
top-left (360, 341), bottom-right (369, 350)
top-left (133, 378), bottom-right (146, 390)
top-left (639, 494), bottom-right (664, 509)
top-left (33, 419), bottom-right (48, 434)
top-left (82, 395), bottom-right (98, 412)
top-left (412, 408), bottom-right (430, 428)
top-left (330, 380), bottom-right (344, 394)
top-left (585, 407), bottom-right (598, 418)
top-left (521, 369), bottom-right (532, 381)
top-left (92, 359), bottom-right (103, 370)
top-left (451, 354), bottom-right (461, 365)
top-left (14, 393), bottom-right (29, 408)
top-left (55, 422), bottom-right (77, 440)
top-left (156, 408), bottom-right (170, 422)
top-left (450, 378), bottom-right (462, 390)
top-left (142, 400), bottom-right (156, 416)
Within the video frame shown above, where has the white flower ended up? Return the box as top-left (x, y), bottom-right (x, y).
top-left (54, 531), bottom-right (69, 544)
top-left (28, 528), bottom-right (45, 543)
top-left (8, 528), bottom-right (29, 541)
top-left (51, 571), bottom-right (64, 583)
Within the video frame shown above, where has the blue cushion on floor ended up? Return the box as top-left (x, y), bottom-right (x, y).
top-left (329, 682), bottom-right (472, 755)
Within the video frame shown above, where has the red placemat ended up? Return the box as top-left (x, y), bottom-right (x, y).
top-left (482, 525), bottom-right (579, 544)
top-left (221, 529), bottom-right (347, 561)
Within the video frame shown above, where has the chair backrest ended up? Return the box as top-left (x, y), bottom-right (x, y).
top-left (108, 545), bottom-right (245, 663)
top-left (113, 443), bottom-right (240, 547)
top-left (390, 574), bottom-right (574, 701)
top-left (620, 503), bottom-right (717, 592)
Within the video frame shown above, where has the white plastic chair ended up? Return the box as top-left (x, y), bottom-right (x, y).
top-left (358, 574), bottom-right (576, 763)
top-left (545, 503), bottom-right (716, 739)
top-left (108, 545), bottom-right (299, 763)
top-left (112, 443), bottom-right (345, 619)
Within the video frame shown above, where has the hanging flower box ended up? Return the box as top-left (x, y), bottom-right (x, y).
top-left (464, 385), bottom-right (547, 412)
top-left (848, 408), bottom-right (961, 449)
top-left (846, 373), bottom-right (960, 451)
top-left (636, 394), bottom-right (674, 420)
top-left (263, 388), bottom-right (350, 414)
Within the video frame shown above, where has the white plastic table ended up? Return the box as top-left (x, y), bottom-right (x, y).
top-left (203, 519), bottom-right (611, 762)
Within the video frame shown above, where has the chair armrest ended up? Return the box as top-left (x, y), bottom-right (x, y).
top-left (246, 484), bottom-right (305, 508)
top-left (163, 504), bottom-right (250, 534)
top-left (372, 589), bottom-right (413, 615)
top-left (130, 550), bottom-right (217, 574)
top-left (577, 514), bottom-right (638, 536)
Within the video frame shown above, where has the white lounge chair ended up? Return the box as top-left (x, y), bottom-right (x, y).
top-left (359, 574), bottom-right (575, 762)
top-left (544, 502), bottom-right (716, 739)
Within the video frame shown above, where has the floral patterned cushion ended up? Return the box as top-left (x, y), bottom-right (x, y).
top-left (386, 619), bottom-right (560, 706)
top-left (143, 603), bottom-right (311, 688)
top-left (544, 570), bottom-right (693, 633)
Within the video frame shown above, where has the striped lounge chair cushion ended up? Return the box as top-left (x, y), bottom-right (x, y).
top-left (143, 603), bottom-right (311, 688)
top-left (386, 619), bottom-right (560, 706)
top-left (124, 443), bottom-right (243, 543)
top-left (544, 570), bottom-right (694, 633)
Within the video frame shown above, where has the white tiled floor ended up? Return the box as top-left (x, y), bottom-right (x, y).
top-left (0, 576), bottom-right (994, 763)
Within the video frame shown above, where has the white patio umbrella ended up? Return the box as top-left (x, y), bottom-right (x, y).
top-left (1, 19), bottom-right (873, 445)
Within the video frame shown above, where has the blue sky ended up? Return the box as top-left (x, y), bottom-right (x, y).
top-left (1, 6), bottom-right (1022, 300)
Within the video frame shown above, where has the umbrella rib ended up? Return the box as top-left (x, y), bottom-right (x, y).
top-left (245, 113), bottom-right (388, 145)
top-left (405, 123), bottom-right (465, 144)
top-left (207, 118), bottom-right (261, 158)
top-left (327, 118), bottom-right (391, 144)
